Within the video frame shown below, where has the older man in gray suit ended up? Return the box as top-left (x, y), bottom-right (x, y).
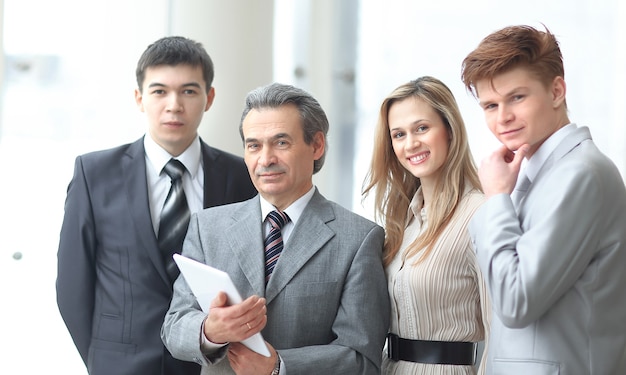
top-left (161, 82), bottom-right (390, 374)
top-left (461, 25), bottom-right (626, 374)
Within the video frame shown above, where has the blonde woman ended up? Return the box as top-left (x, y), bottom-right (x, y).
top-left (363, 76), bottom-right (490, 374)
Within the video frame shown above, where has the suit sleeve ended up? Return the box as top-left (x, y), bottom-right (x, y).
top-left (469, 165), bottom-right (602, 328)
top-left (56, 156), bottom-right (97, 365)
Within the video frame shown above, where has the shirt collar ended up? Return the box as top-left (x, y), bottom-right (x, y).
top-left (144, 134), bottom-right (202, 177)
top-left (260, 186), bottom-right (316, 226)
top-left (524, 123), bottom-right (577, 182)
top-left (400, 186), bottom-right (426, 230)
top-left (408, 186), bottom-right (425, 220)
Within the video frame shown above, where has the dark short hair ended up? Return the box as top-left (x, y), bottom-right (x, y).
top-left (135, 36), bottom-right (214, 93)
top-left (239, 83), bottom-right (329, 174)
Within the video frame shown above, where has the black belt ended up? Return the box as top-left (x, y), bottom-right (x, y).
top-left (386, 333), bottom-right (477, 365)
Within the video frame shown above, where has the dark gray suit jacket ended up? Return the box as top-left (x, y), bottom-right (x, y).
top-left (56, 137), bottom-right (257, 375)
top-left (161, 190), bottom-right (390, 375)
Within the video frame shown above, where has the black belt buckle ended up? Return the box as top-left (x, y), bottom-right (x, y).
top-left (386, 333), bottom-right (400, 361)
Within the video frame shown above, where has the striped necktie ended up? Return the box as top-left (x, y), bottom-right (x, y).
top-left (264, 210), bottom-right (290, 285)
top-left (158, 159), bottom-right (190, 282)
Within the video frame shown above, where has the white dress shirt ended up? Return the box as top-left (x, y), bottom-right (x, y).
top-left (259, 185), bottom-right (316, 244)
top-left (144, 134), bottom-right (204, 235)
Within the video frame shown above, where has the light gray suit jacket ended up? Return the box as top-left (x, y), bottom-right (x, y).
top-left (161, 189), bottom-right (390, 374)
top-left (470, 127), bottom-right (626, 374)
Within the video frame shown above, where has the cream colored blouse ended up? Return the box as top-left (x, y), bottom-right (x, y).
top-left (382, 187), bottom-right (490, 375)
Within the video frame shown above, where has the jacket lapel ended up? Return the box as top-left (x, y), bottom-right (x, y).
top-left (122, 138), bottom-right (171, 287)
top-left (226, 198), bottom-right (267, 297)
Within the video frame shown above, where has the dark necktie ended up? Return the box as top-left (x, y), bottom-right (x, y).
top-left (158, 159), bottom-right (190, 282)
top-left (264, 210), bottom-right (290, 285)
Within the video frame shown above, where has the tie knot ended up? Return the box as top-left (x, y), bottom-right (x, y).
top-left (267, 210), bottom-right (290, 230)
top-left (163, 159), bottom-right (186, 181)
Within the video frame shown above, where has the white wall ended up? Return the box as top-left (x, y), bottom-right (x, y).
top-left (352, 0), bottom-right (626, 218)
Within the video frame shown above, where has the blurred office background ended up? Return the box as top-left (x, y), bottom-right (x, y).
top-left (1, 0), bottom-right (624, 373)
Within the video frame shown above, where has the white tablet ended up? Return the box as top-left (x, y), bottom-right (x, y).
top-left (173, 253), bottom-right (271, 357)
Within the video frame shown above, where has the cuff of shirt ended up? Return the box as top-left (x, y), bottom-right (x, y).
top-left (200, 318), bottom-right (228, 352)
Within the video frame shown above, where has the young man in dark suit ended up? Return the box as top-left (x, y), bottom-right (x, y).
top-left (56, 36), bottom-right (257, 375)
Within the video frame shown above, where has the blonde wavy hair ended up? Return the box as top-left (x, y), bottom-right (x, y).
top-left (362, 76), bottom-right (481, 266)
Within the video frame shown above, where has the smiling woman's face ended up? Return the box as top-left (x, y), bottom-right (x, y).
top-left (388, 96), bottom-right (450, 186)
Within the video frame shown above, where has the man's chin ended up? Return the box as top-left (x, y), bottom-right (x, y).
top-left (257, 182), bottom-right (285, 195)
top-left (502, 141), bottom-right (523, 152)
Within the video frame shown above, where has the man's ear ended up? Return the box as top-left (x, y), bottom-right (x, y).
top-left (312, 131), bottom-right (325, 160)
top-left (205, 86), bottom-right (216, 112)
top-left (551, 76), bottom-right (566, 108)
top-left (134, 88), bottom-right (144, 112)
